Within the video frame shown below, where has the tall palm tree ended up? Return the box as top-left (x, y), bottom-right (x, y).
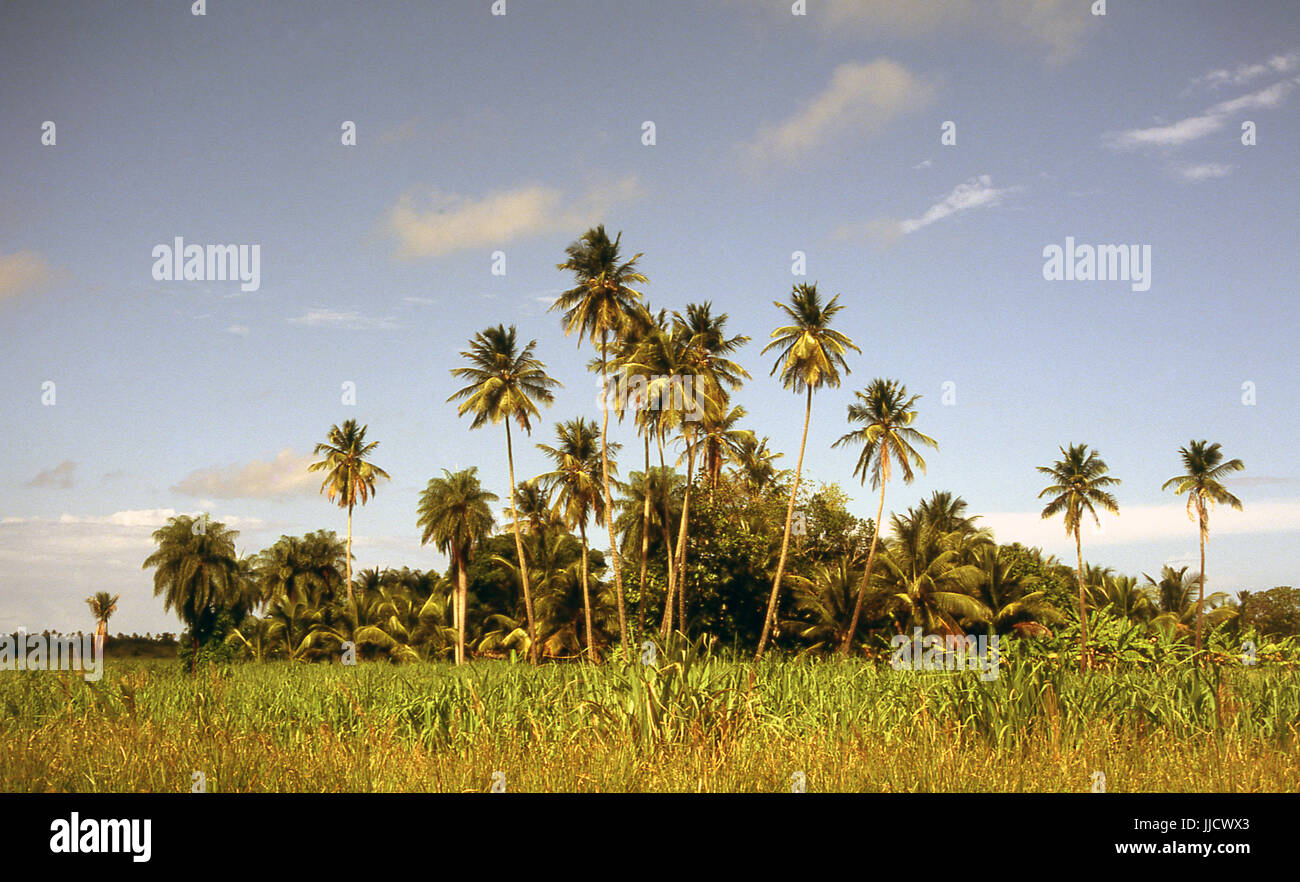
top-left (833, 379), bottom-right (937, 656)
top-left (85, 591), bottom-right (118, 657)
top-left (417, 468), bottom-right (498, 664)
top-left (553, 225), bottom-right (646, 653)
top-left (537, 418), bottom-right (617, 659)
top-left (1161, 440), bottom-right (1245, 657)
top-left (308, 419), bottom-right (391, 609)
top-left (755, 283), bottom-right (860, 660)
top-left (449, 325), bottom-right (559, 662)
top-left (143, 514), bottom-right (254, 669)
top-left (1037, 444), bottom-right (1121, 671)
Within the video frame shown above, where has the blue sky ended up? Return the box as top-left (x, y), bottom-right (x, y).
top-left (2, 0), bottom-right (1298, 634)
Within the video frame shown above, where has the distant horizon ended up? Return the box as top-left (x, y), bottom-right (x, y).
top-left (3, 0), bottom-right (1298, 635)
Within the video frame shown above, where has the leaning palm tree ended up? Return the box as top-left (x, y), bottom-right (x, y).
top-left (755, 283), bottom-right (860, 660)
top-left (553, 226), bottom-right (646, 654)
top-left (449, 325), bottom-right (560, 662)
top-left (85, 591), bottom-right (119, 657)
top-left (308, 419), bottom-right (391, 608)
top-left (833, 379), bottom-right (937, 657)
top-left (1161, 439), bottom-right (1244, 657)
top-left (417, 468), bottom-right (497, 664)
top-left (536, 418), bottom-right (617, 660)
top-left (1037, 444), bottom-right (1121, 671)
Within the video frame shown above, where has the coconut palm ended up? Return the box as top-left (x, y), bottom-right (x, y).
top-left (731, 434), bottom-right (785, 495)
top-left (1162, 440), bottom-right (1245, 657)
top-left (877, 529), bottom-right (991, 636)
top-left (449, 324), bottom-right (560, 662)
top-left (696, 404), bottom-right (753, 492)
top-left (417, 468), bottom-right (497, 664)
top-left (254, 531), bottom-right (347, 609)
top-left (537, 418), bottom-right (618, 659)
top-left (308, 419), bottom-right (391, 608)
top-left (1086, 573), bottom-right (1156, 624)
top-left (1037, 444), bottom-right (1121, 671)
top-left (85, 591), bottom-right (118, 657)
top-left (1143, 564), bottom-right (1235, 636)
top-left (755, 283), bottom-right (860, 660)
top-left (553, 225), bottom-right (647, 653)
top-left (143, 514), bottom-right (255, 670)
top-left (833, 379), bottom-right (937, 657)
top-left (613, 466), bottom-right (685, 634)
top-left (974, 546), bottom-right (1065, 636)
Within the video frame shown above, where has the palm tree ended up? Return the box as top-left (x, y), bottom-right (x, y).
top-left (143, 514), bottom-right (254, 669)
top-left (308, 419), bottom-right (391, 609)
top-left (613, 466), bottom-right (685, 635)
top-left (755, 283), bottom-right (860, 660)
top-left (553, 225), bottom-right (647, 653)
top-left (696, 404), bottom-right (753, 492)
top-left (85, 591), bottom-right (118, 657)
top-left (833, 379), bottom-right (937, 657)
top-left (1144, 564), bottom-right (1236, 637)
top-left (417, 468), bottom-right (498, 664)
top-left (1162, 440), bottom-right (1245, 657)
top-left (537, 418), bottom-right (617, 659)
top-left (1037, 444), bottom-right (1121, 671)
top-left (731, 434), bottom-right (785, 495)
top-left (449, 324), bottom-right (560, 662)
top-left (254, 531), bottom-right (348, 609)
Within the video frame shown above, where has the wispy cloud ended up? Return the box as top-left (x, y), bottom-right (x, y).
top-left (1172, 161), bottom-right (1235, 181)
top-left (1106, 76), bottom-right (1299, 150)
top-left (0, 251), bottom-right (53, 303)
top-left (835, 174), bottom-right (1016, 243)
top-left (26, 461), bottom-right (77, 490)
top-left (741, 59), bottom-right (935, 169)
top-left (288, 308), bottom-right (400, 330)
top-left (1188, 51), bottom-right (1299, 90)
top-left (385, 176), bottom-right (643, 258)
top-left (172, 449), bottom-right (320, 500)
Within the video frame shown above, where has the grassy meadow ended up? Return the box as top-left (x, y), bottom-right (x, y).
top-left (3, 645), bottom-right (1297, 793)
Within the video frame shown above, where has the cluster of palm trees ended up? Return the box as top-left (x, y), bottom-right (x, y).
top-left (142, 224), bottom-right (1249, 672)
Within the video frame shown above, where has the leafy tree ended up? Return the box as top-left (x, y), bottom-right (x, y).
top-left (755, 283), bottom-right (859, 660)
top-left (308, 419), bottom-right (391, 608)
top-left (1238, 586), bottom-right (1300, 637)
top-left (1162, 440), bottom-right (1245, 657)
top-left (1037, 444), bottom-right (1120, 670)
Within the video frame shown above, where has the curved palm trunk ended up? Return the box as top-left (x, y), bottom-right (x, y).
top-left (756, 387), bottom-right (812, 660)
top-left (579, 523), bottom-right (595, 661)
top-left (345, 502), bottom-right (354, 608)
top-left (505, 422), bottom-right (539, 663)
top-left (673, 433), bottom-right (696, 634)
top-left (598, 335), bottom-right (629, 658)
top-left (638, 432), bottom-right (652, 638)
top-left (1076, 529), bottom-right (1088, 672)
top-left (840, 478), bottom-right (887, 656)
top-left (657, 429), bottom-right (677, 639)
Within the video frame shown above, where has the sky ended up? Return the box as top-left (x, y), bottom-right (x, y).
top-left (2, 0), bottom-right (1298, 635)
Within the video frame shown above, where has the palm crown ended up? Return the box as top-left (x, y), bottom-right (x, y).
top-left (762, 283), bottom-right (859, 393)
top-left (448, 325), bottom-right (561, 431)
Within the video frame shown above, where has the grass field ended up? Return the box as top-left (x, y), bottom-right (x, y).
top-left (2, 646), bottom-right (1297, 793)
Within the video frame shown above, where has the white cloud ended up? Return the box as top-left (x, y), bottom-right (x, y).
top-left (835, 174), bottom-right (1016, 243)
top-left (287, 308), bottom-right (400, 331)
top-left (1173, 161), bottom-right (1235, 181)
top-left (172, 449), bottom-right (320, 500)
top-left (226, 324), bottom-right (251, 336)
top-left (1105, 77), bottom-right (1299, 150)
top-left (0, 251), bottom-right (53, 302)
top-left (26, 460), bottom-right (77, 489)
top-left (983, 499), bottom-right (1300, 549)
top-left (385, 176), bottom-right (643, 259)
top-left (1189, 52), bottom-right (1299, 90)
top-left (742, 59), bottom-right (935, 168)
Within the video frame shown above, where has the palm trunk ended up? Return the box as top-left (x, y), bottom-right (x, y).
top-left (346, 502), bottom-right (354, 608)
top-left (756, 387), bottom-right (812, 660)
top-left (840, 477), bottom-right (887, 656)
top-left (579, 523), bottom-right (595, 661)
top-left (598, 335), bottom-right (629, 658)
top-left (505, 421), bottom-right (539, 663)
top-left (658, 429), bottom-right (677, 638)
top-left (453, 547), bottom-right (467, 665)
top-left (1076, 530), bottom-right (1088, 672)
top-left (1196, 506), bottom-right (1206, 662)
top-left (674, 433), bottom-right (696, 634)
top-left (638, 432), bottom-right (652, 639)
